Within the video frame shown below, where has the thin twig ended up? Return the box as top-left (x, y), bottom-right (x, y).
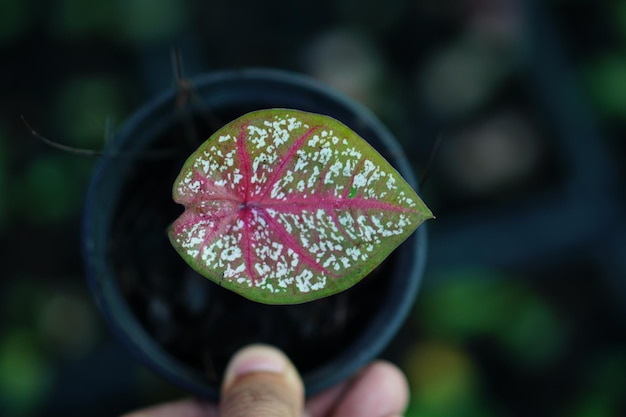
top-left (170, 47), bottom-right (223, 133)
top-left (21, 114), bottom-right (102, 157)
top-left (21, 114), bottom-right (182, 160)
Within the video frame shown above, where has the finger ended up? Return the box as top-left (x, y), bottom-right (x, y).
top-left (305, 380), bottom-right (349, 417)
top-left (219, 344), bottom-right (304, 417)
top-left (330, 361), bottom-right (409, 417)
top-left (120, 398), bottom-right (217, 417)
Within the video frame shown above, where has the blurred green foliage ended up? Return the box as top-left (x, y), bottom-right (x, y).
top-left (612, 0), bottom-right (626, 45)
top-left (119, 0), bottom-right (188, 43)
top-left (50, 0), bottom-right (188, 42)
top-left (419, 269), bottom-right (520, 340)
top-left (0, 330), bottom-right (52, 417)
top-left (2, 281), bottom-right (47, 332)
top-left (562, 350), bottom-right (626, 417)
top-left (0, 122), bottom-right (9, 231)
top-left (1, 281), bottom-right (54, 417)
top-left (0, 279), bottom-right (105, 416)
top-left (582, 55), bottom-right (626, 119)
top-left (404, 268), bottom-right (576, 415)
top-left (50, 0), bottom-right (118, 38)
top-left (16, 154), bottom-right (91, 224)
top-left (54, 75), bottom-right (127, 148)
top-left (498, 295), bottom-right (566, 369)
top-left (418, 268), bottom-right (567, 369)
top-left (37, 290), bottom-right (100, 359)
top-left (0, 0), bottom-right (29, 44)
top-left (404, 340), bottom-right (487, 417)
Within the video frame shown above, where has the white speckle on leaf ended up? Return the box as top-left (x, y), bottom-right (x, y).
top-left (287, 117), bottom-right (302, 131)
top-left (294, 152), bottom-right (309, 172)
top-left (221, 246), bottom-right (241, 262)
top-left (311, 276), bottom-right (326, 291)
top-left (295, 270), bottom-right (314, 293)
top-left (353, 173), bottom-right (367, 188)
top-left (343, 159), bottom-right (353, 177)
top-left (254, 262), bottom-right (270, 277)
top-left (346, 247), bottom-right (361, 261)
top-left (184, 227), bottom-right (206, 248)
top-left (307, 166), bottom-right (321, 189)
top-left (318, 147), bottom-right (333, 165)
top-left (225, 263), bottom-right (246, 278)
top-left (322, 255), bottom-right (337, 268)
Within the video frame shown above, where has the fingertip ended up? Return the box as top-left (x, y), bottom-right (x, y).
top-left (222, 344), bottom-right (291, 389)
top-left (366, 361), bottom-right (410, 408)
top-left (331, 360), bottom-right (409, 417)
top-left (220, 344), bottom-right (304, 417)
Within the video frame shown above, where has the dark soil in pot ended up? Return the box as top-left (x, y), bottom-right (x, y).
top-left (84, 69), bottom-right (427, 400)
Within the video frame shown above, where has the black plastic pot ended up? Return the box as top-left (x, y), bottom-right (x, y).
top-left (83, 68), bottom-right (428, 400)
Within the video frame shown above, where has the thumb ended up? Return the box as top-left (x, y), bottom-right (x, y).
top-left (219, 344), bottom-right (304, 417)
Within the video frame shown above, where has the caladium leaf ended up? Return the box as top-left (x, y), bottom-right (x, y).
top-left (168, 109), bottom-right (433, 304)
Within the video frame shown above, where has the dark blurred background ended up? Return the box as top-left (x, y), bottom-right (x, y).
top-left (1, 0), bottom-right (625, 416)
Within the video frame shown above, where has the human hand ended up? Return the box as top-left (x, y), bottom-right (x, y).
top-left (122, 344), bottom-right (408, 417)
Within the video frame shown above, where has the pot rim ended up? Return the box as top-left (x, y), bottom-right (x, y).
top-left (83, 68), bottom-right (428, 399)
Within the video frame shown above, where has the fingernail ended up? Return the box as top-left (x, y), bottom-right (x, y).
top-left (223, 344), bottom-right (288, 388)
